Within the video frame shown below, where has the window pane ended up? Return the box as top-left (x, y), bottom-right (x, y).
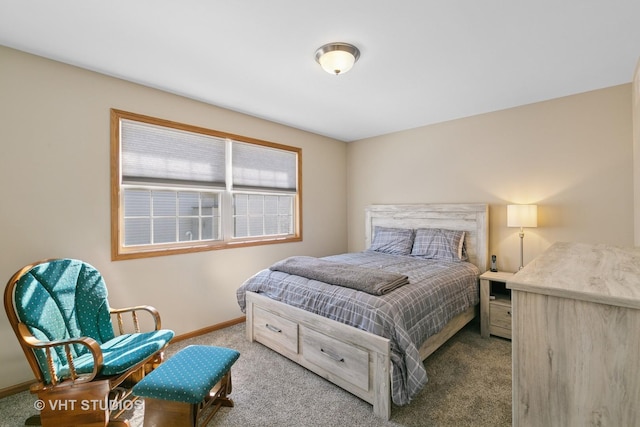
top-left (124, 189), bottom-right (150, 217)
top-left (179, 218), bottom-right (199, 241)
top-left (153, 218), bottom-right (176, 243)
top-left (178, 192), bottom-right (200, 216)
top-left (235, 216), bottom-right (248, 237)
top-left (125, 218), bottom-right (151, 245)
top-left (123, 187), bottom-right (220, 247)
top-left (201, 193), bottom-right (217, 216)
top-left (249, 216), bottom-right (263, 237)
top-left (232, 193), bottom-right (295, 238)
top-left (153, 191), bottom-right (176, 216)
top-left (234, 194), bottom-right (248, 215)
top-left (264, 215), bottom-right (278, 235)
top-left (278, 196), bottom-right (292, 215)
top-left (248, 195), bottom-right (263, 215)
top-left (201, 217), bottom-right (216, 240)
top-left (279, 215), bottom-right (292, 234)
top-left (265, 195), bottom-right (278, 215)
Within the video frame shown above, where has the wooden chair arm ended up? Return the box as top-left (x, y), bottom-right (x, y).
top-left (17, 323), bottom-right (103, 387)
top-left (110, 305), bottom-right (162, 334)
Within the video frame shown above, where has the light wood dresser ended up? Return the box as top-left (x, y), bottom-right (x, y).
top-left (507, 242), bottom-right (640, 426)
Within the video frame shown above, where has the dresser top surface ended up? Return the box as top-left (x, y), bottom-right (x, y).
top-left (507, 241), bottom-right (640, 309)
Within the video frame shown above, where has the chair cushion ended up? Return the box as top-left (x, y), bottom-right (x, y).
top-left (15, 259), bottom-right (115, 346)
top-left (132, 345), bottom-right (240, 404)
top-left (14, 259), bottom-right (117, 383)
top-left (58, 329), bottom-right (175, 378)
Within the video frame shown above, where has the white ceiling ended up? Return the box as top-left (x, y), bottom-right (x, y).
top-left (1, 1), bottom-right (639, 142)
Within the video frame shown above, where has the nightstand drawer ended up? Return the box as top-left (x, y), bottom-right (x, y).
top-left (490, 299), bottom-right (512, 339)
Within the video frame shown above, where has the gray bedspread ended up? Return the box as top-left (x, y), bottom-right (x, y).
top-left (236, 251), bottom-right (480, 406)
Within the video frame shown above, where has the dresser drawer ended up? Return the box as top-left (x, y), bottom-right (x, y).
top-left (490, 298), bottom-right (512, 339)
top-left (253, 306), bottom-right (298, 355)
top-left (300, 326), bottom-right (369, 392)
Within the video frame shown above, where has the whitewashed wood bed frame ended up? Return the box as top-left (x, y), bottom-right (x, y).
top-left (245, 203), bottom-right (489, 420)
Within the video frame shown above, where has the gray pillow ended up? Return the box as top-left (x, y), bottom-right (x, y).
top-left (369, 226), bottom-right (415, 255)
top-left (411, 228), bottom-right (467, 261)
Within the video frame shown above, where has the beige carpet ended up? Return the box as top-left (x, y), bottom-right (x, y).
top-left (0, 319), bottom-right (511, 426)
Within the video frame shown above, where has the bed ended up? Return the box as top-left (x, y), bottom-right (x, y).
top-left (236, 203), bottom-right (489, 419)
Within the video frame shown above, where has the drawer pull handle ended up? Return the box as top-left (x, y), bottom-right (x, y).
top-left (265, 323), bottom-right (282, 333)
top-left (320, 348), bottom-right (344, 363)
top-left (507, 311), bottom-right (511, 316)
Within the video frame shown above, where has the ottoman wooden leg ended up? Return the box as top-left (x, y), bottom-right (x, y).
top-left (200, 372), bottom-right (234, 425)
top-left (206, 372), bottom-right (234, 407)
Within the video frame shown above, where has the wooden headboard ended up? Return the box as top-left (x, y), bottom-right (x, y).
top-left (364, 204), bottom-right (489, 272)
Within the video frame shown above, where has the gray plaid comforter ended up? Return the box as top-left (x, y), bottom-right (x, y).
top-left (236, 251), bottom-right (480, 406)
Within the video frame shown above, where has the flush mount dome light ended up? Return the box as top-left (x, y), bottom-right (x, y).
top-left (315, 42), bottom-right (360, 75)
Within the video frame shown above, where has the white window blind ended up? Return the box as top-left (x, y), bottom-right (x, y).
top-left (232, 141), bottom-right (297, 192)
top-left (121, 119), bottom-right (226, 187)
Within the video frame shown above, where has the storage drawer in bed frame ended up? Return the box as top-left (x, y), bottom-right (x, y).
top-left (253, 305), bottom-right (299, 356)
top-left (300, 325), bottom-right (370, 392)
top-left (245, 291), bottom-right (391, 419)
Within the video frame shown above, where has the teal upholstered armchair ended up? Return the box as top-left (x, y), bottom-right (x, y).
top-left (4, 258), bottom-right (175, 426)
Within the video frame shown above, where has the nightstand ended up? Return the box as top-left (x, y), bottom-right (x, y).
top-left (480, 271), bottom-right (515, 339)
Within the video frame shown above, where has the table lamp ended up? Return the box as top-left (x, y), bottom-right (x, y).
top-left (507, 204), bottom-right (538, 270)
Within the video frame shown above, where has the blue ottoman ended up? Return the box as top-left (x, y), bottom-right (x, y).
top-left (133, 345), bottom-right (240, 427)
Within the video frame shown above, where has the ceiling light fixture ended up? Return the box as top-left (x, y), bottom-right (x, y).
top-left (315, 42), bottom-right (360, 75)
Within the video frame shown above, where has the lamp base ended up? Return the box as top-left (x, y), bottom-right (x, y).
top-left (519, 229), bottom-right (525, 270)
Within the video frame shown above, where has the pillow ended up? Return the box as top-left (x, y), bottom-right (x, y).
top-left (411, 228), bottom-right (467, 261)
top-left (369, 226), bottom-right (415, 255)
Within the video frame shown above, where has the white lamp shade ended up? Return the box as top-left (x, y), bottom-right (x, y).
top-left (507, 204), bottom-right (538, 228)
top-left (318, 50), bottom-right (356, 75)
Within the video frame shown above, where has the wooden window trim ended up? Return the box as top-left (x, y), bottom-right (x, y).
top-left (110, 109), bottom-right (302, 260)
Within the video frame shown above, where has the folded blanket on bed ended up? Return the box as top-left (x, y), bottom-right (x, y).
top-left (269, 256), bottom-right (409, 295)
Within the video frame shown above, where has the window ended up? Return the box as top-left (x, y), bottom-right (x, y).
top-left (111, 109), bottom-right (301, 260)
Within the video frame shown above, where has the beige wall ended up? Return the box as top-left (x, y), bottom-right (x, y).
top-left (347, 84), bottom-right (634, 272)
top-left (634, 59), bottom-right (640, 245)
top-left (0, 46), bottom-right (348, 389)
